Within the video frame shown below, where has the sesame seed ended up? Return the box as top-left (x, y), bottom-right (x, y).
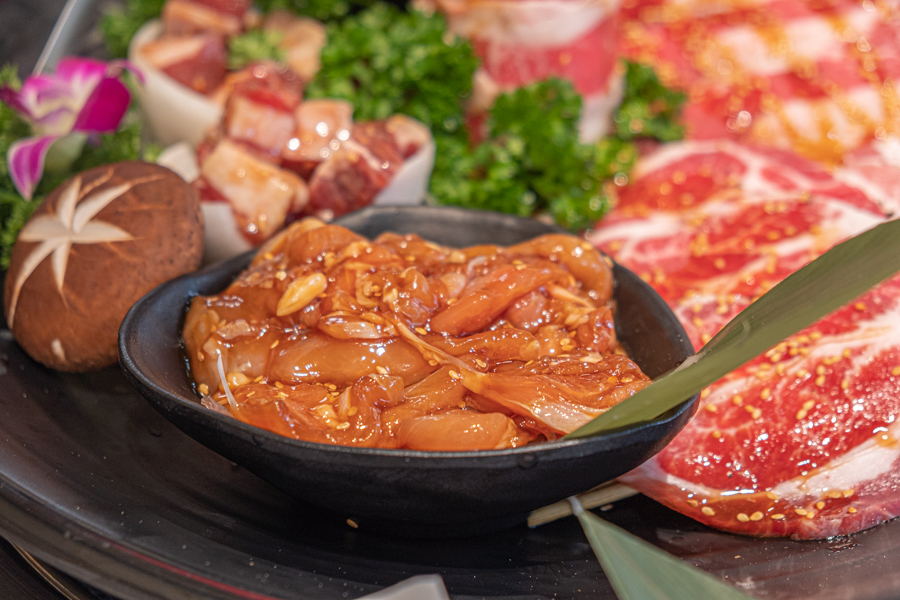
top-left (701, 507), bottom-right (716, 516)
top-left (771, 514), bottom-right (785, 520)
top-left (270, 340), bottom-right (280, 349)
top-left (805, 511), bottom-right (816, 519)
top-left (796, 409), bottom-right (808, 420)
top-left (347, 519), bottom-right (359, 528)
top-left (766, 491), bottom-right (778, 500)
top-left (750, 512), bottom-right (764, 521)
top-left (794, 508), bottom-right (808, 515)
top-left (893, 366), bottom-right (900, 376)
top-left (736, 513), bottom-right (750, 522)
top-left (712, 431), bottom-right (722, 439)
top-left (732, 395), bottom-right (743, 406)
top-left (705, 404), bottom-right (719, 413)
top-left (760, 388), bottom-right (771, 400)
top-left (816, 375), bottom-right (826, 386)
top-left (415, 327), bottom-right (428, 335)
top-left (803, 400), bottom-right (815, 410)
top-left (198, 383), bottom-right (209, 395)
top-left (848, 507), bottom-right (857, 513)
top-left (475, 359), bottom-right (487, 369)
top-left (816, 365), bottom-right (826, 375)
top-left (449, 370), bottom-right (461, 380)
top-left (816, 501), bottom-right (826, 510)
top-left (375, 366), bottom-right (388, 375)
top-left (843, 489), bottom-right (855, 498)
top-left (826, 491), bottom-right (843, 499)
top-left (855, 302), bottom-right (866, 311)
top-left (686, 499), bottom-right (699, 507)
top-left (841, 380), bottom-right (849, 390)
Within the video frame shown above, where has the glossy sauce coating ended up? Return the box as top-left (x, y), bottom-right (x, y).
top-left (183, 219), bottom-right (650, 450)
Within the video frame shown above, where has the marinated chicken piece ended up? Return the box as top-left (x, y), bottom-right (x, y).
top-left (139, 33), bottom-right (227, 94)
top-left (200, 139), bottom-right (309, 242)
top-left (184, 222), bottom-right (650, 450)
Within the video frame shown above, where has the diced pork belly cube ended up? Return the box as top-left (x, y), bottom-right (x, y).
top-left (306, 126), bottom-right (405, 218)
top-left (162, 0), bottom-right (250, 37)
top-left (139, 33), bottom-right (227, 94)
top-left (211, 61), bottom-right (303, 108)
top-left (350, 121), bottom-right (407, 167)
top-left (263, 10), bottom-right (327, 81)
top-left (225, 94), bottom-right (298, 156)
top-left (201, 140), bottom-right (309, 242)
top-left (383, 115), bottom-right (431, 159)
top-left (281, 99), bottom-right (353, 179)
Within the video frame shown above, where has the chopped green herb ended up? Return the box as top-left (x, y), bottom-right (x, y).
top-left (614, 61), bottom-right (687, 142)
top-left (228, 29), bottom-right (287, 70)
top-left (253, 0), bottom-right (366, 22)
top-left (101, 0), bottom-right (166, 59)
top-left (430, 79), bottom-right (617, 231)
top-left (306, 4), bottom-right (478, 143)
top-left (430, 65), bottom-right (684, 231)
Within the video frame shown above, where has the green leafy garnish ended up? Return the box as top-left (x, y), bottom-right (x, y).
top-left (253, 0), bottom-right (371, 22)
top-left (430, 78), bottom-right (644, 231)
top-left (228, 30), bottom-right (287, 70)
top-left (0, 67), bottom-right (150, 268)
top-left (306, 4), bottom-right (478, 142)
top-left (101, 0), bottom-right (166, 59)
top-left (568, 217), bottom-right (900, 439)
top-left (573, 499), bottom-right (754, 599)
top-left (614, 61), bottom-right (686, 142)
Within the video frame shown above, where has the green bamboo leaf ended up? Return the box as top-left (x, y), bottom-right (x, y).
top-left (572, 499), bottom-right (753, 600)
top-left (569, 218), bottom-right (900, 438)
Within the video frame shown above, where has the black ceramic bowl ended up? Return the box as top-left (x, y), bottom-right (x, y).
top-left (119, 206), bottom-right (696, 536)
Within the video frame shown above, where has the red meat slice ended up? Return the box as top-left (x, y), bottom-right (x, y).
top-left (619, 0), bottom-right (900, 164)
top-left (590, 140), bottom-right (900, 539)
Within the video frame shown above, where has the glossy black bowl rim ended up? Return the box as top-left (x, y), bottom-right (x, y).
top-left (119, 207), bottom-right (698, 467)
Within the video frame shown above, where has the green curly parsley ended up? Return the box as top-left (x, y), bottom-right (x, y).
top-left (614, 61), bottom-right (687, 142)
top-left (0, 66), bottom-right (151, 268)
top-left (228, 29), bottom-right (287, 70)
top-left (101, 0), bottom-right (167, 59)
top-left (305, 4), bottom-right (478, 143)
top-left (430, 63), bottom-right (683, 231)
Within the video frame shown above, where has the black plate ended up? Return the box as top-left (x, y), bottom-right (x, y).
top-left (118, 206), bottom-right (697, 536)
top-left (2, 212), bottom-right (900, 598)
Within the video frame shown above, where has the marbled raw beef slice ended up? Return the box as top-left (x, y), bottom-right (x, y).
top-left (590, 140), bottom-right (900, 538)
top-left (619, 0), bottom-right (900, 164)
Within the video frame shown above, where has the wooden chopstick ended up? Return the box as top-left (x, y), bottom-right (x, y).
top-left (527, 481), bottom-right (639, 528)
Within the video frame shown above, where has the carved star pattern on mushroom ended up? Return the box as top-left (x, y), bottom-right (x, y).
top-left (7, 171), bottom-right (159, 327)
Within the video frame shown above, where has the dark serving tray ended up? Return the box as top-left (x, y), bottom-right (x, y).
top-left (1, 1), bottom-right (900, 598)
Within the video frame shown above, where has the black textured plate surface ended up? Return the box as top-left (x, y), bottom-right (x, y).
top-left (2, 210), bottom-right (900, 598)
top-left (119, 206), bottom-right (697, 536)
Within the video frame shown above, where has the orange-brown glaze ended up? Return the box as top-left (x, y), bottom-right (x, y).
top-left (183, 218), bottom-right (649, 450)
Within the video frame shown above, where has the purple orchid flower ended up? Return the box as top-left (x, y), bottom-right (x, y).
top-left (0, 57), bottom-right (141, 200)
